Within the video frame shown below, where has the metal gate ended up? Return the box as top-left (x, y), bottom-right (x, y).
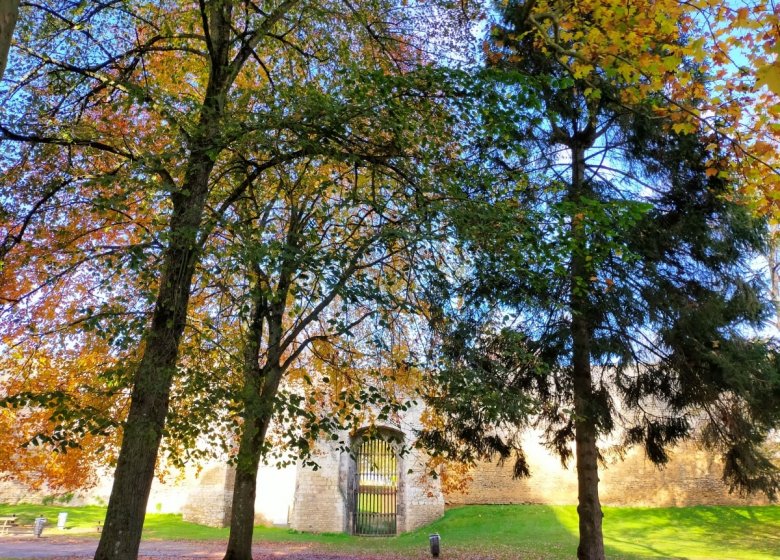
top-left (352, 436), bottom-right (398, 535)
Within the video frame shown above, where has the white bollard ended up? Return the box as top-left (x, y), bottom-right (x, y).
top-left (33, 517), bottom-right (46, 537)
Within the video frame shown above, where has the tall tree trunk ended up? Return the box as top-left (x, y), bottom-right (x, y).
top-left (571, 314), bottom-right (604, 560)
top-left (569, 144), bottom-right (605, 560)
top-left (224, 354), bottom-right (287, 560)
top-left (226, 312), bottom-right (296, 557)
top-left (222, 364), bottom-right (282, 560)
top-left (223, 275), bottom-right (269, 560)
top-left (0, 0), bottom-right (19, 81)
top-left (94, 148), bottom-right (217, 560)
top-left (225, 222), bottom-right (299, 559)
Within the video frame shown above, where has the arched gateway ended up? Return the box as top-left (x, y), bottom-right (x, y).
top-left (287, 408), bottom-right (445, 535)
top-left (349, 433), bottom-right (400, 535)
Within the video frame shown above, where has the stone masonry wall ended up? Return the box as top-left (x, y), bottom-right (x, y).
top-left (2, 459), bottom-right (297, 528)
top-left (288, 436), bottom-right (349, 533)
top-left (289, 403), bottom-right (446, 535)
top-left (0, 480), bottom-right (66, 506)
top-left (396, 402), bottom-right (445, 531)
top-left (446, 431), bottom-right (772, 507)
top-left (0, 468), bottom-right (195, 513)
top-left (180, 465), bottom-right (235, 527)
top-left (400, 446), bottom-right (444, 532)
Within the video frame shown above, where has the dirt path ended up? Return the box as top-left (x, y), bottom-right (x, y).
top-left (0, 536), bottom-right (417, 560)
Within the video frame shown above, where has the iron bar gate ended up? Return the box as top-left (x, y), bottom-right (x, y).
top-left (352, 436), bottom-right (398, 535)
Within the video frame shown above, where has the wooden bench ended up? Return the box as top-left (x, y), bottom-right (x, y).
top-left (0, 516), bottom-right (18, 535)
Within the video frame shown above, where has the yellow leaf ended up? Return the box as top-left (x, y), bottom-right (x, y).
top-left (662, 55), bottom-right (681, 72)
top-left (671, 122), bottom-right (695, 134)
top-left (756, 60), bottom-right (780, 96)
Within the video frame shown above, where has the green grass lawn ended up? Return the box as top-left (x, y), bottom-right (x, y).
top-left (1, 503), bottom-right (778, 559)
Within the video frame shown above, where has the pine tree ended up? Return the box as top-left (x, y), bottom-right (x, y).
top-left (420, 5), bottom-right (780, 560)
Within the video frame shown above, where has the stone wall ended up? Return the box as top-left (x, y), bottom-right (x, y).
top-left (396, 402), bottom-right (445, 531)
top-left (399, 446), bottom-right (444, 532)
top-left (288, 435), bottom-right (349, 533)
top-left (0, 468), bottom-right (194, 513)
top-left (180, 465), bottom-right (235, 527)
top-left (254, 463), bottom-right (297, 525)
top-left (5, 420), bottom-right (771, 535)
top-left (1, 459), bottom-right (298, 528)
top-left (0, 480), bottom-right (69, 506)
top-left (445, 431), bottom-right (772, 507)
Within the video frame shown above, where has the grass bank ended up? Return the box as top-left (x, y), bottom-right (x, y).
top-left (1, 503), bottom-right (778, 559)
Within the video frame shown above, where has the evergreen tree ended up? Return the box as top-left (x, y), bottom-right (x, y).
top-left (420, 5), bottom-right (780, 560)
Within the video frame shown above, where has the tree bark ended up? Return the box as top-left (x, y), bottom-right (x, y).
top-left (0, 0), bottom-right (19, 81)
top-left (572, 314), bottom-right (605, 560)
top-left (222, 364), bottom-right (281, 560)
top-left (224, 352), bottom-right (286, 560)
top-left (569, 144), bottom-right (605, 560)
top-left (223, 272), bottom-right (268, 560)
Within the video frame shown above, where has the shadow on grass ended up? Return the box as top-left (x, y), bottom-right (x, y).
top-left (336, 505), bottom-right (581, 559)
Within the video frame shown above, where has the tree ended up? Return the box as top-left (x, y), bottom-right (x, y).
top-left (0, 343), bottom-right (122, 492)
top-left (1, 1), bottom-right (485, 557)
top-left (419, 3), bottom-right (780, 560)
top-left (2, 2), bottom-right (310, 555)
top-left (220, 94), bottom-right (458, 557)
top-left (0, 119), bottom-right (156, 497)
top-left (489, 0), bottom-right (780, 215)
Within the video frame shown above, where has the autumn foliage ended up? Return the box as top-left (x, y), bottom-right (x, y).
top-left (0, 2), bottom-right (779, 560)
top-left (494, 0), bottom-right (779, 216)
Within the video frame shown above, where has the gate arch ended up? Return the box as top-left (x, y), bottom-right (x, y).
top-left (350, 431), bottom-right (401, 535)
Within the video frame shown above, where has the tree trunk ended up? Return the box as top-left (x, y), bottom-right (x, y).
top-left (569, 144), bottom-right (605, 560)
top-left (224, 184), bottom-right (300, 560)
top-left (0, 0), bottom-right (19, 81)
top-left (224, 317), bottom-right (290, 559)
top-left (223, 277), bottom-right (269, 560)
top-left (572, 317), bottom-right (605, 560)
top-left (93, 148), bottom-right (217, 560)
top-left (224, 359), bottom-right (286, 560)
top-left (222, 374), bottom-right (277, 560)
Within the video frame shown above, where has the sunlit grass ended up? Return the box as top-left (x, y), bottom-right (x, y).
top-left (0, 504), bottom-right (106, 536)
top-left (593, 505), bottom-right (780, 559)
top-left (1, 503), bottom-right (779, 559)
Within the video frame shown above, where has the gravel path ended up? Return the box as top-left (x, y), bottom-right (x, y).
top-left (0, 536), bottom-right (411, 560)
